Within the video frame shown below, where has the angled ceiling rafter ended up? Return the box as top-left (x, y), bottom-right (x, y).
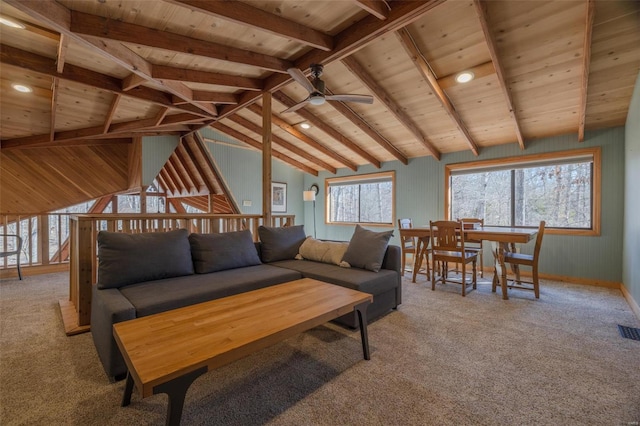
top-left (246, 104), bottom-right (358, 172)
top-left (174, 143), bottom-right (206, 193)
top-left (210, 122), bottom-right (319, 176)
top-left (227, 114), bottom-right (337, 174)
top-left (273, 92), bottom-right (382, 168)
top-left (473, 0), bottom-right (525, 150)
top-left (396, 28), bottom-right (479, 156)
top-left (353, 0), bottom-right (390, 20)
top-left (184, 133), bottom-right (242, 213)
top-left (69, 10), bottom-right (292, 73)
top-left (1, 113), bottom-right (206, 150)
top-left (341, 55), bottom-right (441, 160)
top-left (324, 88), bottom-right (409, 164)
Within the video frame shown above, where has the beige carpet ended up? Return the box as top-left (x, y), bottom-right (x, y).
top-left (1, 272), bottom-right (639, 425)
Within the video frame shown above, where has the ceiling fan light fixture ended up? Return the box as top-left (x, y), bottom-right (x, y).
top-left (455, 71), bottom-right (475, 84)
top-left (308, 94), bottom-right (325, 106)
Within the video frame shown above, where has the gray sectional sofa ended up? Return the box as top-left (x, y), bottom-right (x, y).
top-left (91, 225), bottom-right (401, 380)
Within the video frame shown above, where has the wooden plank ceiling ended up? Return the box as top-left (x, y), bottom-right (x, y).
top-left (0, 0), bottom-right (639, 213)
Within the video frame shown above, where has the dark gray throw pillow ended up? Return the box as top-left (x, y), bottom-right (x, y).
top-left (258, 225), bottom-right (306, 263)
top-left (189, 230), bottom-right (262, 274)
top-left (97, 229), bottom-right (194, 289)
top-left (341, 224), bottom-right (393, 272)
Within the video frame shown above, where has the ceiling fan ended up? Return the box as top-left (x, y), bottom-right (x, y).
top-left (283, 63), bottom-right (374, 113)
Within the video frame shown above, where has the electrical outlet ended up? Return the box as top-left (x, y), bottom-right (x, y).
top-left (243, 200), bottom-right (252, 207)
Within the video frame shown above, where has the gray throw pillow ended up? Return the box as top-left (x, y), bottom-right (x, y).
top-left (97, 229), bottom-right (194, 289)
top-left (189, 230), bottom-right (262, 273)
top-left (341, 225), bottom-right (393, 272)
top-left (258, 225), bottom-right (306, 263)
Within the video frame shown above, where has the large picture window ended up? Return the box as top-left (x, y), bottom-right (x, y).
top-left (446, 148), bottom-right (600, 235)
top-left (326, 171), bottom-right (395, 225)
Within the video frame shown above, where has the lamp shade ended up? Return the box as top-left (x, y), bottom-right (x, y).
top-left (303, 190), bottom-right (316, 201)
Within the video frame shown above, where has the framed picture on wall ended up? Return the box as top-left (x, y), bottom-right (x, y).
top-left (271, 182), bottom-right (287, 213)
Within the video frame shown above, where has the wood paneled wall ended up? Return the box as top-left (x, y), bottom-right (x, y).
top-left (0, 143), bottom-right (130, 214)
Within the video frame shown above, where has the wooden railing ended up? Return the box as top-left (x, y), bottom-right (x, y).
top-left (0, 214), bottom-right (74, 278)
top-left (61, 213), bottom-right (295, 335)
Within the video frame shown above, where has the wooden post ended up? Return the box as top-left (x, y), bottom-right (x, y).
top-left (38, 215), bottom-right (49, 265)
top-left (262, 92), bottom-right (272, 227)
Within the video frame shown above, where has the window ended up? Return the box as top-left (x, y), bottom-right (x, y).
top-left (446, 148), bottom-right (600, 235)
top-left (326, 171), bottom-right (395, 225)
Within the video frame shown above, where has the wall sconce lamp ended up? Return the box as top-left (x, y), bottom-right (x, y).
top-left (303, 184), bottom-right (319, 238)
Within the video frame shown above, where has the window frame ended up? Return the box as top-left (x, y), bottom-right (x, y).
top-left (444, 147), bottom-right (601, 236)
top-left (325, 171), bottom-right (396, 227)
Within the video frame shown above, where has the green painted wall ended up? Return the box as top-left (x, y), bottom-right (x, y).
top-left (306, 127), bottom-right (626, 283)
top-left (200, 128), bottom-right (305, 221)
top-left (624, 72), bottom-right (640, 305)
top-left (142, 135), bottom-right (179, 186)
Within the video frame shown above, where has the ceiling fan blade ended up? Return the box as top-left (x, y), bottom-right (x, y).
top-left (287, 68), bottom-right (315, 94)
top-left (325, 94), bottom-right (374, 104)
top-left (282, 98), bottom-right (310, 113)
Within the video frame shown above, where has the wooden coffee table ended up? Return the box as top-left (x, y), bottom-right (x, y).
top-left (113, 278), bottom-right (373, 425)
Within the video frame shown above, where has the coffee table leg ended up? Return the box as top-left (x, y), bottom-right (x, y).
top-left (355, 302), bottom-right (371, 360)
top-left (121, 371), bottom-right (134, 407)
top-left (153, 366), bottom-right (207, 426)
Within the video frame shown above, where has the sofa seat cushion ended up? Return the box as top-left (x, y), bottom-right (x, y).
top-left (120, 264), bottom-right (301, 317)
top-left (270, 259), bottom-right (397, 296)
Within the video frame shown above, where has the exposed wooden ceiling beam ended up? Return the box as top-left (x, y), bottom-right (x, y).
top-left (210, 122), bottom-right (319, 176)
top-left (273, 92), bottom-right (382, 168)
top-left (168, 154), bottom-right (198, 195)
top-left (69, 10), bottom-right (291, 73)
top-left (217, 0), bottom-right (445, 119)
top-left (353, 0), bottom-right (389, 20)
top-left (103, 94), bottom-right (121, 134)
top-left (165, 0), bottom-right (334, 52)
top-left (153, 65), bottom-right (263, 91)
top-left (153, 107), bottom-right (170, 127)
top-left (325, 88), bottom-right (409, 164)
top-left (164, 158), bottom-right (188, 196)
top-left (174, 143), bottom-right (207, 193)
top-left (56, 34), bottom-right (69, 73)
top-left (246, 104), bottom-right (358, 172)
top-left (188, 133), bottom-right (242, 209)
top-left (159, 169), bottom-right (179, 196)
top-left (5, 1), bottom-right (216, 118)
top-left (122, 73), bottom-right (147, 91)
top-left (473, 0), bottom-right (525, 150)
top-left (1, 113), bottom-right (205, 149)
top-left (172, 92), bottom-right (239, 106)
top-left (578, 0), bottom-right (595, 142)
top-left (50, 78), bottom-right (60, 142)
top-left (227, 115), bottom-right (337, 174)
top-left (0, 44), bottom-right (211, 118)
top-left (341, 55), bottom-right (441, 160)
top-left (396, 28), bottom-right (479, 156)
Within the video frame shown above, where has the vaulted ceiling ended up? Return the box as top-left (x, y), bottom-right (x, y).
top-left (1, 0), bottom-right (639, 188)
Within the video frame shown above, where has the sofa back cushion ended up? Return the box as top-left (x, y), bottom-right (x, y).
top-left (258, 225), bottom-right (306, 263)
top-left (97, 229), bottom-right (194, 289)
top-left (189, 230), bottom-right (262, 273)
top-left (341, 225), bottom-right (393, 272)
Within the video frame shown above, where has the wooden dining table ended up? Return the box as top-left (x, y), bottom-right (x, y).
top-left (399, 226), bottom-right (539, 300)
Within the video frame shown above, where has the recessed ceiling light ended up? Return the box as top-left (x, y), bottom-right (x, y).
top-left (455, 71), bottom-right (475, 84)
top-left (12, 83), bottom-right (33, 93)
top-left (0, 16), bottom-right (26, 29)
top-left (300, 122), bottom-right (311, 130)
